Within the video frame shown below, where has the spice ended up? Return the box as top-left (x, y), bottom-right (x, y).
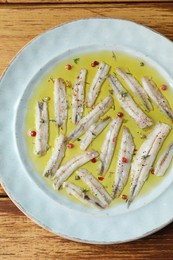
top-left (91, 61), bottom-right (99, 67)
top-left (161, 84), bottom-right (167, 90)
top-left (67, 143), bottom-right (74, 148)
top-left (122, 157), bottom-right (127, 163)
top-left (121, 194), bottom-right (127, 200)
top-left (150, 168), bottom-right (155, 174)
top-left (117, 112), bottom-right (123, 117)
top-left (29, 130), bottom-right (36, 137)
top-left (112, 137), bottom-right (116, 142)
top-left (91, 158), bottom-right (97, 163)
top-left (98, 176), bottom-right (104, 181)
top-left (75, 175), bottom-right (80, 180)
top-left (65, 64), bottom-right (72, 70)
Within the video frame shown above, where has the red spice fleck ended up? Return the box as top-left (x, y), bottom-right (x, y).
top-left (150, 168), bottom-right (155, 174)
top-left (91, 61), bottom-right (99, 67)
top-left (65, 64), bottom-right (72, 70)
top-left (98, 176), bottom-right (104, 181)
top-left (91, 158), bottom-right (97, 163)
top-left (122, 157), bottom-right (127, 163)
top-left (117, 112), bottom-right (123, 117)
top-left (121, 194), bottom-right (127, 200)
top-left (67, 143), bottom-right (74, 148)
top-left (112, 137), bottom-right (116, 142)
top-left (29, 130), bottom-right (36, 137)
top-left (161, 84), bottom-right (167, 91)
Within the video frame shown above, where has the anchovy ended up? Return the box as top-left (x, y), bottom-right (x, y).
top-left (141, 77), bottom-right (173, 121)
top-left (116, 68), bottom-right (152, 111)
top-left (128, 123), bottom-right (171, 206)
top-left (80, 116), bottom-right (111, 151)
top-left (34, 101), bottom-right (49, 156)
top-left (62, 182), bottom-right (104, 209)
top-left (53, 150), bottom-right (98, 190)
top-left (99, 117), bottom-right (123, 175)
top-left (76, 168), bottom-right (112, 208)
top-left (108, 75), bottom-right (153, 129)
top-left (87, 62), bottom-right (110, 107)
top-left (154, 142), bottom-right (173, 177)
top-left (54, 78), bottom-right (67, 131)
top-left (72, 69), bottom-right (87, 124)
top-left (43, 134), bottom-right (67, 177)
top-left (68, 96), bottom-right (113, 141)
top-left (112, 126), bottom-right (134, 198)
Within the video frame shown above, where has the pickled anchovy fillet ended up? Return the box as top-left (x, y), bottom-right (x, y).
top-left (87, 62), bottom-right (110, 107)
top-left (68, 96), bottom-right (113, 141)
top-left (77, 168), bottom-right (112, 208)
top-left (72, 69), bottom-right (87, 124)
top-left (43, 134), bottom-right (67, 177)
top-left (80, 116), bottom-right (111, 151)
top-left (99, 117), bottom-right (123, 175)
top-left (112, 127), bottom-right (134, 198)
top-left (116, 68), bottom-right (152, 111)
top-left (54, 78), bottom-right (67, 131)
top-left (154, 142), bottom-right (173, 177)
top-left (34, 101), bottom-right (49, 156)
top-left (63, 182), bottom-right (104, 209)
top-left (128, 123), bottom-right (171, 206)
top-left (53, 150), bottom-right (98, 190)
top-left (108, 75), bottom-right (153, 129)
top-left (141, 77), bottom-right (173, 121)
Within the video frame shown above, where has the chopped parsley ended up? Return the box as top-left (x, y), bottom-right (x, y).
top-left (73, 58), bottom-right (80, 64)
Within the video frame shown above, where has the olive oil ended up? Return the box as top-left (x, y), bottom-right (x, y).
top-left (24, 50), bottom-right (173, 208)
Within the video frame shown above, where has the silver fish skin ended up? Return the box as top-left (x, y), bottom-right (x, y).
top-left (53, 150), bottom-right (98, 190)
top-left (43, 134), bottom-right (67, 178)
top-left (116, 68), bottom-right (152, 111)
top-left (34, 101), bottom-right (49, 156)
top-left (77, 168), bottom-right (112, 208)
top-left (80, 116), bottom-right (111, 151)
top-left (128, 123), bottom-right (171, 206)
top-left (98, 117), bottom-right (123, 176)
top-left (62, 182), bottom-right (105, 209)
top-left (72, 69), bottom-right (87, 124)
top-left (108, 75), bottom-right (153, 129)
top-left (68, 96), bottom-right (113, 142)
top-left (112, 126), bottom-right (134, 198)
top-left (54, 78), bottom-right (67, 131)
top-left (154, 142), bottom-right (173, 177)
top-left (141, 77), bottom-right (173, 121)
top-left (87, 62), bottom-right (110, 107)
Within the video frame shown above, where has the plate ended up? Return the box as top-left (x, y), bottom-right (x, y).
top-left (0, 18), bottom-right (173, 244)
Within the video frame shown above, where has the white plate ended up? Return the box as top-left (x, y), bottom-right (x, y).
top-left (0, 18), bottom-right (173, 244)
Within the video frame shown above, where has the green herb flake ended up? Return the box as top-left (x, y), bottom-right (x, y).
top-left (141, 154), bottom-right (150, 160)
top-left (73, 58), bottom-right (80, 64)
top-left (112, 51), bottom-right (116, 60)
top-left (120, 91), bottom-right (128, 98)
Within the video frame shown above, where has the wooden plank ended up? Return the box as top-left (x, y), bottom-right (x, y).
top-left (1, 197), bottom-right (173, 259)
top-left (0, 3), bottom-right (173, 77)
top-left (0, 0), bottom-right (172, 4)
top-left (0, 185), bottom-right (7, 196)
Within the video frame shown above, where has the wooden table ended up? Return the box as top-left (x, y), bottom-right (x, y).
top-left (1, 0), bottom-right (173, 259)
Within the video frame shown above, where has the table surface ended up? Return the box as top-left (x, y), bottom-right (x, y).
top-left (1, 0), bottom-right (173, 259)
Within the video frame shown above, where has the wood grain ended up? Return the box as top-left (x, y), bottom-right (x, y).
top-left (1, 198), bottom-right (173, 259)
top-left (0, 185), bottom-right (6, 196)
top-left (0, 2), bottom-right (173, 259)
top-left (0, 0), bottom-right (172, 4)
top-left (0, 3), bottom-right (173, 77)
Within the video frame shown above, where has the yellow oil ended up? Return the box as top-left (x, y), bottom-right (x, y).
top-left (24, 50), bottom-right (173, 207)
